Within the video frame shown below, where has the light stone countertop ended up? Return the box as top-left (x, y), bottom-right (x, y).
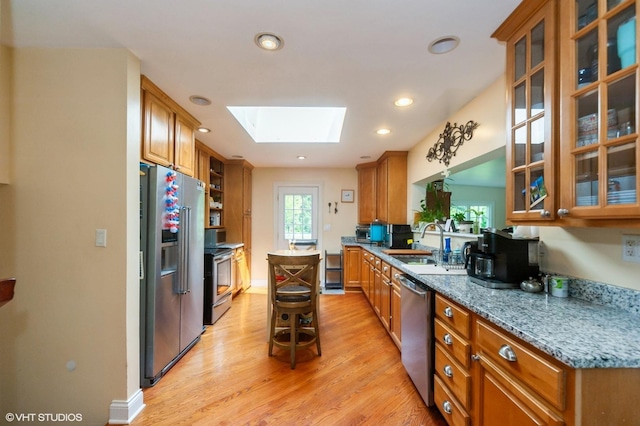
top-left (345, 239), bottom-right (640, 369)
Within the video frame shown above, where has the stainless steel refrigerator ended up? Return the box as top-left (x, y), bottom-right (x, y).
top-left (140, 164), bottom-right (205, 387)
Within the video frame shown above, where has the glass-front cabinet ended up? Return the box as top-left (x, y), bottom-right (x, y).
top-left (494, 0), bottom-right (558, 222)
top-left (559, 0), bottom-right (638, 220)
top-left (496, 0), bottom-right (639, 226)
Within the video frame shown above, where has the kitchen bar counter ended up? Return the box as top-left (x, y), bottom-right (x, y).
top-left (344, 239), bottom-right (640, 369)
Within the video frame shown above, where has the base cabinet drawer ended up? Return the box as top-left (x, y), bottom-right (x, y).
top-left (435, 344), bottom-right (472, 408)
top-left (478, 355), bottom-right (564, 426)
top-left (435, 318), bottom-right (471, 369)
top-left (476, 319), bottom-right (566, 410)
top-left (434, 375), bottom-right (471, 426)
top-left (435, 294), bottom-right (470, 338)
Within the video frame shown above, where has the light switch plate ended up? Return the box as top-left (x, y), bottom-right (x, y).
top-left (96, 229), bottom-right (107, 247)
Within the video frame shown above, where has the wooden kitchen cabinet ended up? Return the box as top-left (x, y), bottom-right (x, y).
top-left (434, 295), bottom-right (473, 425)
top-left (141, 75), bottom-right (200, 177)
top-left (495, 0), bottom-right (640, 227)
top-left (355, 151), bottom-right (407, 225)
top-left (343, 245), bottom-right (361, 291)
top-left (493, 0), bottom-right (559, 223)
top-left (225, 160), bottom-right (253, 281)
top-left (356, 162), bottom-right (377, 224)
top-left (195, 141), bottom-right (226, 228)
top-left (434, 292), bottom-right (640, 426)
top-left (360, 251), bottom-right (373, 301)
top-left (389, 268), bottom-right (402, 349)
top-left (557, 0), bottom-right (639, 221)
top-left (379, 261), bottom-right (391, 330)
top-left (376, 151), bottom-right (408, 224)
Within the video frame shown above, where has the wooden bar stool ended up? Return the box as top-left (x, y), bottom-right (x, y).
top-left (267, 253), bottom-right (321, 369)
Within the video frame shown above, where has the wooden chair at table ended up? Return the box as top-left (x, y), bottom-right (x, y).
top-left (267, 253), bottom-right (321, 369)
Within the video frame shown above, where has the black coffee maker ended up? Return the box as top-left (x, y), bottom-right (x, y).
top-left (463, 229), bottom-right (539, 289)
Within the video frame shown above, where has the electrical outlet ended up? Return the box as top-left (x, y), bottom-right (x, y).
top-left (622, 234), bottom-right (640, 263)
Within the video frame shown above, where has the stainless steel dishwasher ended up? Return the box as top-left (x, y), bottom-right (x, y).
top-left (398, 274), bottom-right (435, 406)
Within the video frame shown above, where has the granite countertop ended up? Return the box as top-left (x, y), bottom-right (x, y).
top-left (344, 239), bottom-right (640, 369)
top-left (218, 242), bottom-right (244, 249)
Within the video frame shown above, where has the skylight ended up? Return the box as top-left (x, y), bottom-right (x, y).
top-left (227, 106), bottom-right (347, 143)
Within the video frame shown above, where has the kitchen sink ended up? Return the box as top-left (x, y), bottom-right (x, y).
top-left (390, 255), bottom-right (436, 265)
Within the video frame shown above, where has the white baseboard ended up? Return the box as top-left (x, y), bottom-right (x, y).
top-left (108, 389), bottom-right (145, 425)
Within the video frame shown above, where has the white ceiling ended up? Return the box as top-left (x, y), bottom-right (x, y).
top-left (1, 0), bottom-right (520, 172)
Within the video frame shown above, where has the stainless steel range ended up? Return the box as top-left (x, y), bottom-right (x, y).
top-left (203, 229), bottom-right (233, 324)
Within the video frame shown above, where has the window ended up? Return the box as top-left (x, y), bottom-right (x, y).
top-left (451, 203), bottom-right (493, 228)
top-left (283, 193), bottom-right (313, 240)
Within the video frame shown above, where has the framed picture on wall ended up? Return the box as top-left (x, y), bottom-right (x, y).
top-left (341, 189), bottom-right (355, 203)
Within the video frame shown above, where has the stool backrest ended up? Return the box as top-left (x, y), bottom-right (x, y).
top-left (267, 253), bottom-right (320, 306)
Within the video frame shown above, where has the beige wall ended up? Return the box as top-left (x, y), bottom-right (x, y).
top-left (0, 2), bottom-right (10, 184)
top-left (407, 75), bottom-right (640, 292)
top-left (250, 167), bottom-right (358, 284)
top-left (0, 48), bottom-right (141, 424)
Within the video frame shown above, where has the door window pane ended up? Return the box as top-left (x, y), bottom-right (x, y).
top-left (531, 20), bottom-right (545, 68)
top-left (577, 0), bottom-right (598, 31)
top-left (609, 8), bottom-right (636, 72)
top-left (530, 116), bottom-right (545, 163)
top-left (514, 82), bottom-right (527, 124)
top-left (514, 171), bottom-right (526, 211)
top-left (575, 151), bottom-right (599, 206)
top-left (515, 36), bottom-right (527, 81)
top-left (607, 143), bottom-right (636, 205)
top-left (531, 70), bottom-right (544, 116)
top-left (514, 125), bottom-right (527, 168)
top-left (576, 29), bottom-right (598, 88)
top-left (576, 89), bottom-right (599, 147)
top-left (608, 74), bottom-right (636, 139)
top-left (529, 168), bottom-right (547, 210)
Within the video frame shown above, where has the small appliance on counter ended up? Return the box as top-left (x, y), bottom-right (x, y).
top-left (462, 228), bottom-right (539, 289)
top-left (355, 225), bottom-right (371, 243)
top-left (384, 224), bottom-right (413, 249)
top-left (370, 220), bottom-right (387, 246)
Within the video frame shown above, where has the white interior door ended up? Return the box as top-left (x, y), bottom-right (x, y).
top-left (275, 185), bottom-right (320, 250)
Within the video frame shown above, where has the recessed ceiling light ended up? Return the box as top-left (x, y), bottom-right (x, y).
top-left (232, 155), bottom-right (244, 159)
top-left (394, 97), bottom-right (413, 107)
top-left (297, 156), bottom-right (306, 160)
top-left (197, 127), bottom-right (211, 133)
top-left (189, 95), bottom-right (212, 106)
top-left (429, 36), bottom-right (460, 54)
top-left (376, 128), bottom-right (391, 135)
top-left (255, 33), bottom-right (283, 51)
top-left (360, 155), bottom-right (371, 159)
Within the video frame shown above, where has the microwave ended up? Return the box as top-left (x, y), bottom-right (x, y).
top-left (355, 225), bottom-right (370, 243)
top-left (204, 228), bottom-right (227, 248)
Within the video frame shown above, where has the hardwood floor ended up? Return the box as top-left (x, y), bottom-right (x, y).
top-left (123, 289), bottom-right (447, 426)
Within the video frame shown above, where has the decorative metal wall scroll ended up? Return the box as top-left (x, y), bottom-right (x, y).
top-left (426, 120), bottom-right (479, 166)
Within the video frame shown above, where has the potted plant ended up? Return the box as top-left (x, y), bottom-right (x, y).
top-left (467, 208), bottom-right (485, 234)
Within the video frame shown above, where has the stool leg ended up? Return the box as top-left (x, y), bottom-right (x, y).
top-left (314, 311), bottom-right (321, 356)
top-left (290, 312), bottom-right (297, 369)
top-left (268, 306), bottom-right (276, 356)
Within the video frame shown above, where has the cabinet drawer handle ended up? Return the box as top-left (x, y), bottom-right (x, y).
top-left (498, 344), bottom-right (518, 362)
top-left (442, 400), bottom-right (453, 415)
top-left (443, 333), bottom-right (453, 345)
top-left (557, 208), bottom-right (570, 217)
top-left (444, 306), bottom-right (453, 318)
top-left (383, 266), bottom-right (388, 272)
top-left (443, 365), bottom-right (453, 378)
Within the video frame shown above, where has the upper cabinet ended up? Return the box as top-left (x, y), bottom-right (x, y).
top-left (195, 141), bottom-right (226, 229)
top-left (141, 75), bottom-right (200, 177)
top-left (356, 151), bottom-right (408, 225)
top-left (494, 0), bottom-right (558, 223)
top-left (559, 0), bottom-right (638, 221)
top-left (356, 161), bottom-right (377, 224)
top-left (495, 0), bottom-right (639, 227)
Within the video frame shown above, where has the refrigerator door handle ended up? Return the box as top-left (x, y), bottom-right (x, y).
top-left (177, 206), bottom-right (191, 294)
top-left (183, 206), bottom-right (191, 293)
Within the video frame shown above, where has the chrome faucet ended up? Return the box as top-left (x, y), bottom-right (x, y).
top-left (421, 221), bottom-right (444, 265)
